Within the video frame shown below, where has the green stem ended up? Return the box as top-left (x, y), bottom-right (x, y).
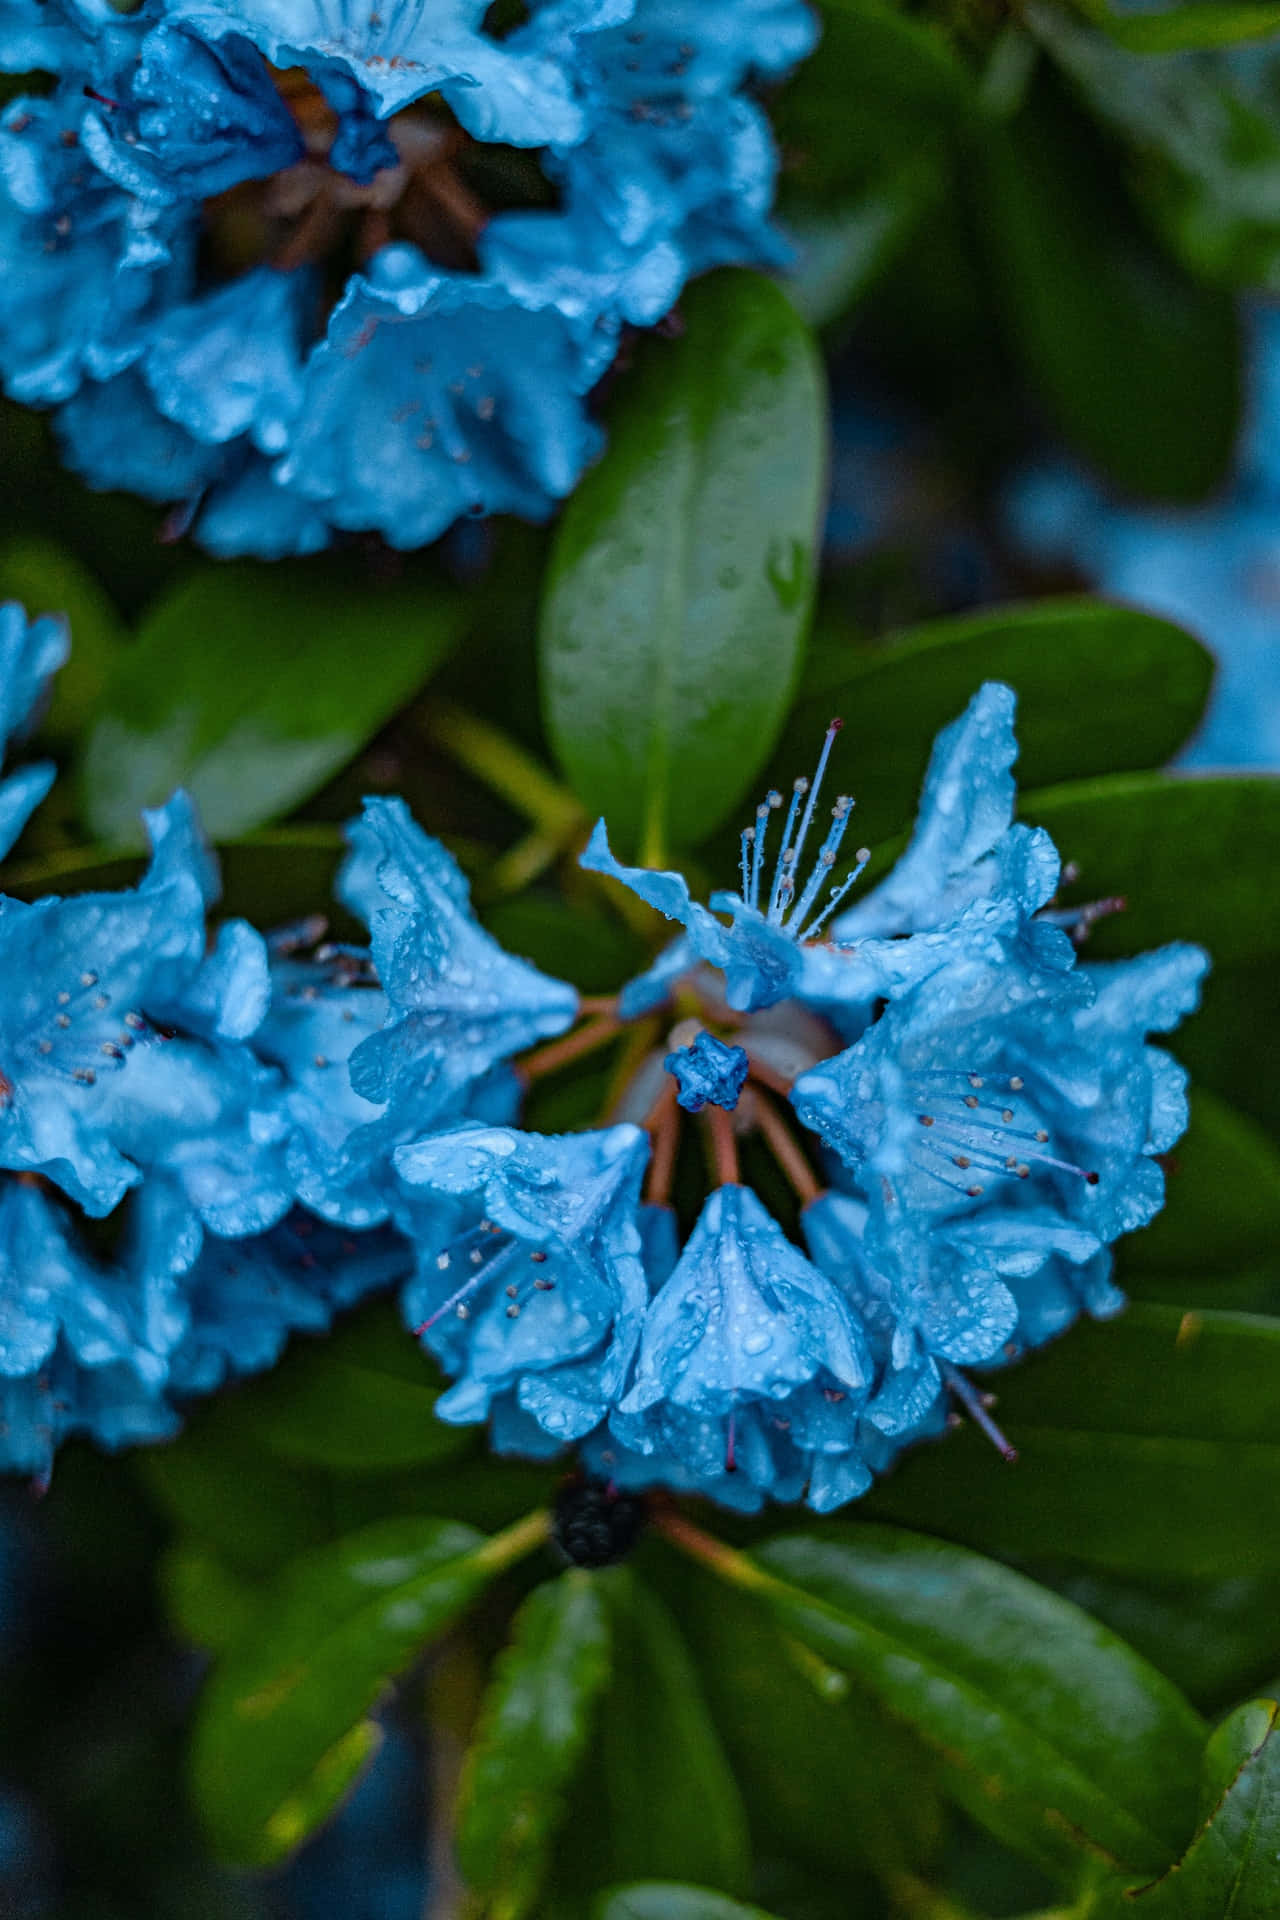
top-left (470, 1507), bottom-right (553, 1574)
top-left (422, 698), bottom-right (584, 839)
top-left (651, 1507), bottom-right (779, 1596)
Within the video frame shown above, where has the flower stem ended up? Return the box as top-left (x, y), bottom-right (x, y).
top-left (706, 1102), bottom-right (741, 1187)
top-left (519, 1013), bottom-right (621, 1081)
top-left (752, 1088), bottom-right (821, 1204)
top-left (650, 1506), bottom-right (775, 1594)
top-left (469, 1506), bottom-right (552, 1574)
top-left (421, 698), bottom-right (584, 839)
top-left (644, 1081), bottom-right (680, 1205)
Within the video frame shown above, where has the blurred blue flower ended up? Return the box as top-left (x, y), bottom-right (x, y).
top-left (0, 1180), bottom-right (178, 1477)
top-left (0, 0), bottom-right (816, 551)
top-left (394, 1121), bottom-right (650, 1446)
top-left (1006, 306), bottom-right (1280, 770)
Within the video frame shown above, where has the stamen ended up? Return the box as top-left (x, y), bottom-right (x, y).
top-left (941, 1364), bottom-right (1018, 1462)
top-left (798, 847), bottom-right (871, 940)
top-left (414, 1236), bottom-right (519, 1333)
top-left (767, 779), bottom-right (807, 922)
top-left (788, 795), bottom-right (854, 931)
top-left (643, 1080), bottom-right (680, 1207)
top-left (787, 719), bottom-right (843, 894)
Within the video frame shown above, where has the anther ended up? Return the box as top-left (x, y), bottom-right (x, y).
top-left (918, 1113), bottom-right (934, 1127)
top-left (56, 992), bottom-right (70, 1007)
top-left (965, 1184), bottom-right (984, 1198)
top-left (1009, 1076), bottom-right (1024, 1091)
top-left (506, 1303), bottom-right (520, 1318)
top-left (964, 1095), bottom-right (979, 1109)
top-left (80, 972), bottom-right (98, 988)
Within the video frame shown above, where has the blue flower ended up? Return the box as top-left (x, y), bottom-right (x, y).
top-left (340, 796), bottom-right (578, 1134)
top-left (791, 938), bottom-right (1206, 1369)
top-left (137, 1189), bottom-right (413, 1394)
top-left (0, 1180), bottom-right (177, 1477)
top-left (0, 0), bottom-right (815, 551)
top-left (0, 92), bottom-right (188, 407)
top-left (583, 720), bottom-right (876, 1015)
top-left (583, 688), bottom-right (1060, 1022)
top-left (606, 1182), bottom-right (876, 1512)
top-left (162, 0), bottom-right (614, 139)
top-left (664, 1030), bottom-right (749, 1112)
top-left (81, 23), bottom-right (304, 204)
top-left (274, 246), bottom-right (611, 549)
top-left (0, 601), bottom-right (69, 858)
top-left (394, 1121), bottom-right (650, 1445)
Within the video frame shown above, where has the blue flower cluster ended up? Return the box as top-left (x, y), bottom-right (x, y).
top-left (0, 0), bottom-right (815, 554)
top-left (0, 602), bottom-right (578, 1475)
top-left (0, 612), bottom-right (1204, 1512)
top-left (1007, 305), bottom-right (1280, 771)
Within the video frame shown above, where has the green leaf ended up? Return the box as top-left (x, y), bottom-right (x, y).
top-left (868, 1305), bottom-right (1280, 1579)
top-left (1029, 4), bottom-right (1280, 293)
top-left (540, 269), bottom-right (825, 860)
top-left (773, 0), bottom-right (970, 206)
top-left (482, 896), bottom-right (648, 996)
top-left (554, 1575), bottom-right (751, 1900)
top-left (1175, 959), bottom-right (1280, 1138)
top-left (191, 1511), bottom-right (548, 1865)
top-left (235, 1306), bottom-right (471, 1473)
top-left (780, 163), bottom-right (944, 331)
top-left (1123, 1089), bottom-right (1280, 1274)
top-left (81, 561), bottom-right (465, 847)
top-left (0, 533), bottom-right (125, 738)
top-left (161, 1543), bottom-right (259, 1654)
top-left (138, 1406), bottom-right (334, 1575)
top-left (676, 1560), bottom-right (941, 1880)
top-left (1092, 1700), bottom-right (1280, 1915)
top-left (977, 78), bottom-right (1242, 499)
top-left (765, 598), bottom-right (1212, 847)
top-left (1023, 773), bottom-right (1280, 963)
top-left (745, 1525), bottom-right (1203, 1879)
top-left (456, 1572), bottom-right (612, 1919)
top-left (595, 1888), bottom-right (783, 1920)
top-left (600, 1578), bottom-right (751, 1892)
top-left (1087, 1), bottom-right (1280, 52)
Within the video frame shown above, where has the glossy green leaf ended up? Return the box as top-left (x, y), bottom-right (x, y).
top-left (765, 598), bottom-right (1213, 846)
top-left (1092, 1700), bottom-right (1280, 1916)
top-left (868, 1305), bottom-right (1280, 1578)
top-left (235, 1306), bottom-right (469, 1473)
top-left (0, 533), bottom-right (125, 738)
top-left (540, 270), bottom-right (825, 860)
top-left (81, 562), bottom-right (465, 847)
top-left (600, 1578), bottom-right (751, 1892)
top-left (676, 1560), bottom-right (941, 1880)
top-left (1023, 773), bottom-right (1280, 963)
top-left (191, 1512), bottom-right (545, 1865)
top-left (595, 1888), bottom-right (783, 1920)
top-left (748, 1525), bottom-right (1203, 1878)
top-left (978, 80), bottom-right (1241, 499)
top-left (1124, 1089), bottom-right (1280, 1274)
top-left (1040, 1568), bottom-right (1280, 1712)
top-left (457, 1572), bottom-right (611, 1918)
top-left (554, 1575), bottom-right (751, 1901)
